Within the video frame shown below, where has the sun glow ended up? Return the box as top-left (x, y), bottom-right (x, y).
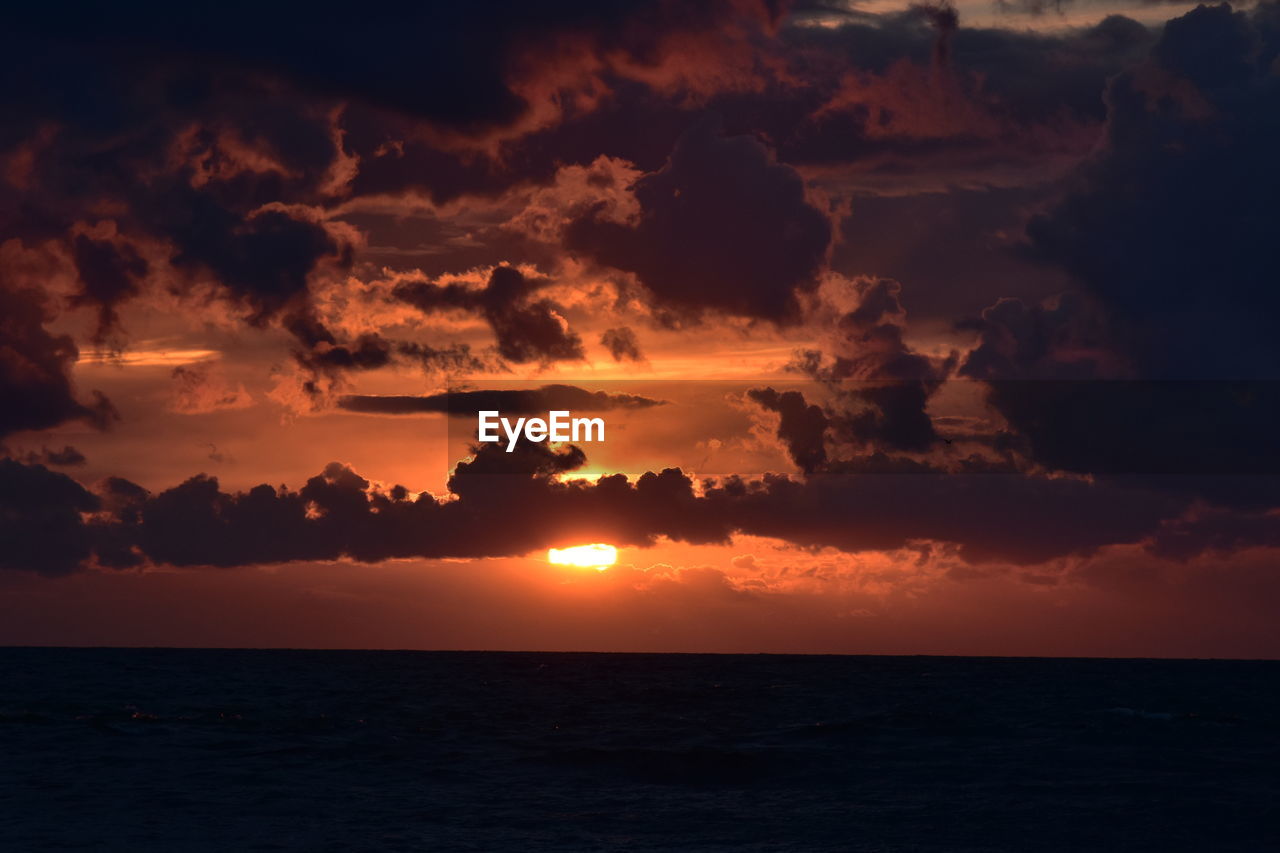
top-left (548, 544), bottom-right (618, 570)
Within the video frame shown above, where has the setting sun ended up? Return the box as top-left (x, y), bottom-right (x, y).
top-left (547, 544), bottom-right (618, 570)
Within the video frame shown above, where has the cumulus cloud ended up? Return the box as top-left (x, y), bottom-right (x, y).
top-left (1023, 3), bottom-right (1280, 380)
top-left (0, 440), bottom-right (1197, 574)
top-left (746, 388), bottom-right (829, 474)
top-left (0, 458), bottom-right (100, 576)
top-left (785, 278), bottom-right (955, 457)
top-left (959, 4), bottom-right (1280, 480)
top-left (565, 121), bottom-right (834, 322)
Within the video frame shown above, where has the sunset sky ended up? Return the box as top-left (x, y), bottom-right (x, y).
top-left (3, 0), bottom-right (1279, 656)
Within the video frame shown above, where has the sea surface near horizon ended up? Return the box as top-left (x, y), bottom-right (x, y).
top-left (2, 648), bottom-right (1277, 851)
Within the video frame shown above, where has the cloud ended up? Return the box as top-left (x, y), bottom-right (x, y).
top-left (786, 278), bottom-right (955, 456)
top-left (958, 5), bottom-right (1280, 481)
top-left (275, 312), bottom-right (488, 411)
top-left (0, 0), bottom-right (1154, 388)
top-left (1146, 507), bottom-right (1280, 562)
top-left (169, 361), bottom-right (254, 414)
top-left (1023, 3), bottom-right (1280, 380)
top-left (70, 232), bottom-right (149, 346)
top-left (394, 265), bottom-right (584, 363)
top-left (958, 292), bottom-right (1117, 383)
top-left (600, 327), bottom-right (645, 362)
top-left (4, 2), bottom-right (781, 141)
top-left (5, 0), bottom-right (1280, 609)
top-left (0, 438), bottom-right (1201, 575)
top-left (0, 458), bottom-right (100, 576)
top-left (746, 388), bottom-right (829, 473)
top-left (996, 0), bottom-right (1211, 17)
top-left (3, 445), bottom-right (87, 467)
top-left (0, 281), bottom-right (117, 439)
top-left (565, 121), bottom-right (834, 322)
top-left (6, 69), bottom-right (361, 344)
top-left (338, 384), bottom-right (665, 417)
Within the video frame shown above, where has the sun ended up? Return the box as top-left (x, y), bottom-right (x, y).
top-left (548, 544), bottom-right (618, 571)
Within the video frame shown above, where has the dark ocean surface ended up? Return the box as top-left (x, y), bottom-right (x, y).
top-left (2, 649), bottom-right (1278, 851)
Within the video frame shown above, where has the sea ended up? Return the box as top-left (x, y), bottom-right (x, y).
top-left (2, 648), bottom-right (1277, 851)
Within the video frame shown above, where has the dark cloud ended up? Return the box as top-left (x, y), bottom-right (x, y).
top-left (42, 445), bottom-right (88, 466)
top-left (828, 187), bottom-right (1075, 323)
top-left (1, 1), bottom-right (648, 376)
top-left (166, 206), bottom-right (355, 328)
top-left (911, 1), bottom-right (958, 67)
top-left (0, 0), bottom-right (1155, 375)
top-left (0, 459), bottom-right (100, 576)
top-left (565, 121), bottom-right (834, 322)
top-left (394, 266), bottom-right (584, 364)
top-left (89, 475), bottom-right (149, 570)
top-left (747, 388), bottom-right (829, 473)
top-left (957, 301), bottom-right (1280, 480)
top-left (5, 0), bottom-right (1280, 588)
top-left (0, 0), bottom-right (784, 274)
top-left (793, 279), bottom-right (953, 454)
top-left (4, 2), bottom-right (781, 139)
top-left (960, 5), bottom-right (1280, 480)
top-left (281, 315), bottom-right (486, 405)
top-left (1023, 3), bottom-right (1280, 380)
top-left (1147, 506), bottom-right (1280, 562)
top-left (0, 438), bottom-right (1202, 574)
top-left (338, 384), bottom-right (665, 416)
top-left (6, 445), bottom-right (88, 467)
top-left (3, 52), bottom-right (359, 341)
top-left (697, 467), bottom-right (1185, 565)
top-left (997, 0), bottom-right (1218, 17)
top-left (970, 379), bottom-right (1280, 477)
top-left (958, 293), bottom-right (1116, 383)
top-left (600, 327), bottom-right (644, 362)
top-left (994, 0), bottom-right (1070, 16)
top-left (767, 11), bottom-right (1151, 184)
top-left (0, 282), bottom-right (117, 440)
top-left (394, 341), bottom-right (489, 373)
top-left (71, 234), bottom-right (149, 346)
top-left (250, 454), bottom-right (1173, 567)
top-left (294, 330), bottom-right (394, 372)
top-left (265, 0), bottom-right (1149, 210)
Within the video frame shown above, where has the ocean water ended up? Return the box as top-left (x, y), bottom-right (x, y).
top-left (2, 649), bottom-right (1277, 851)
